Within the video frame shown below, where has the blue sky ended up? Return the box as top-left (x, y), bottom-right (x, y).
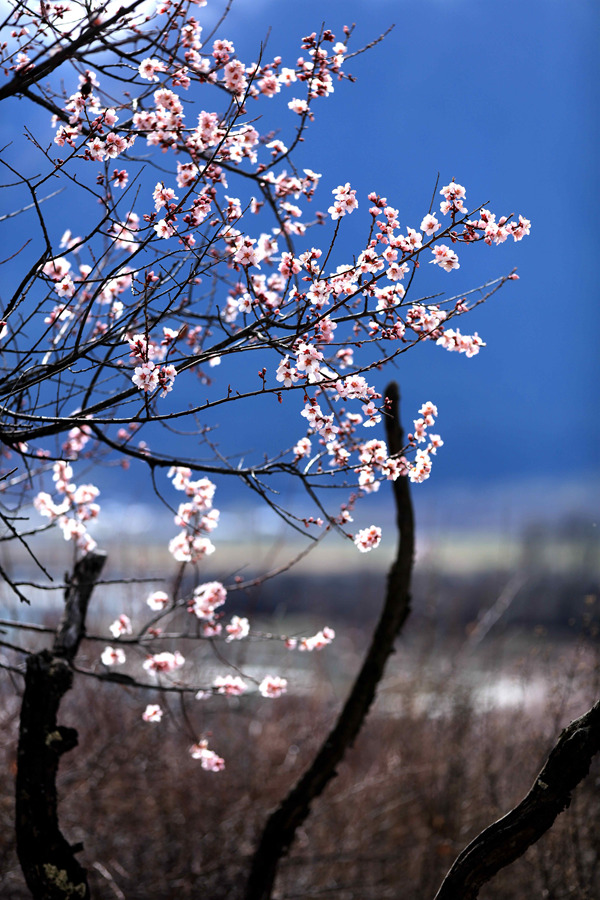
top-left (214, 0), bottom-right (599, 525)
top-left (2, 0), bottom-right (598, 531)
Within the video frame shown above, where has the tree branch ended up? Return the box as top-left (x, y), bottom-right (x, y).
top-left (434, 699), bottom-right (600, 900)
top-left (0, 1), bottom-right (144, 102)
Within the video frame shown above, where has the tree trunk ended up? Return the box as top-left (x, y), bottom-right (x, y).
top-left (16, 551), bottom-right (106, 900)
top-left (433, 698), bottom-right (600, 900)
top-left (244, 382), bottom-right (414, 900)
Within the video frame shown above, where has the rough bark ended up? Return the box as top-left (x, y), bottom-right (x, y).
top-left (433, 698), bottom-right (600, 900)
top-left (244, 381), bottom-right (414, 900)
top-left (16, 551), bottom-right (106, 900)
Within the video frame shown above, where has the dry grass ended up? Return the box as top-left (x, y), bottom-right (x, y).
top-left (0, 618), bottom-right (599, 900)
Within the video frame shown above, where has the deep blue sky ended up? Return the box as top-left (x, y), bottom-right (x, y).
top-left (216, 0), bottom-right (599, 524)
top-left (2, 0), bottom-right (598, 530)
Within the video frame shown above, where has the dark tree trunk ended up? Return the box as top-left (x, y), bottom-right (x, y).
top-left (16, 551), bottom-right (106, 900)
top-left (244, 382), bottom-right (415, 900)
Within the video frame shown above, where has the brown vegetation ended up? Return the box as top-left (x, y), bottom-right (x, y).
top-left (1, 620), bottom-right (598, 899)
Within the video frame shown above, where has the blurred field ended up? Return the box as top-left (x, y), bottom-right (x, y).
top-left (0, 627), bottom-right (598, 899)
top-left (0, 519), bottom-right (598, 898)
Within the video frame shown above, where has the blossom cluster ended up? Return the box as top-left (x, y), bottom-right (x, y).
top-left (406, 401), bottom-right (444, 485)
top-left (2, 0), bottom-right (532, 775)
top-left (168, 467), bottom-right (219, 563)
top-left (285, 626), bottom-right (335, 652)
top-left (33, 461), bottom-right (100, 552)
top-left (128, 332), bottom-right (178, 397)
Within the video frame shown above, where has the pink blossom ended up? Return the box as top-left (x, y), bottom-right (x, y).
top-left (176, 161), bottom-right (199, 188)
top-left (213, 675), bottom-right (247, 695)
top-left (436, 328), bottom-right (485, 357)
top-left (412, 418), bottom-right (428, 443)
top-left (293, 437), bottom-right (312, 458)
top-left (307, 279), bottom-right (332, 308)
top-left (328, 182), bottom-right (358, 220)
top-left (185, 475), bottom-right (216, 508)
top-left (225, 616), bottom-right (250, 642)
top-left (353, 525), bottom-right (382, 553)
top-left (276, 356), bottom-right (299, 387)
top-left (190, 581), bottom-right (226, 620)
top-left (55, 274), bottom-right (75, 298)
top-left (430, 244), bottom-right (460, 272)
top-left (55, 124), bottom-right (80, 147)
top-left (33, 492), bottom-right (66, 519)
top-left (337, 374), bottom-right (369, 400)
top-left (297, 626), bottom-right (335, 651)
top-left (381, 456), bottom-right (409, 480)
top-left (420, 213), bottom-right (441, 235)
top-left (42, 258), bottom-right (71, 281)
top-left (419, 401), bottom-right (438, 419)
top-left (234, 239), bottom-right (260, 268)
top-left (132, 361), bottom-right (159, 393)
top-left (112, 169), bottom-right (129, 188)
top-left (153, 182), bottom-right (178, 211)
top-left (154, 218), bottom-right (177, 239)
top-left (428, 434), bottom-right (444, 454)
top-left (358, 467), bottom-right (379, 493)
top-left (189, 739), bottom-right (225, 771)
top-left (266, 139), bottom-right (288, 156)
top-left (258, 675), bottom-right (288, 698)
top-left (157, 364), bottom-right (177, 397)
top-left (224, 59), bottom-right (248, 95)
top-left (139, 58), bottom-right (167, 82)
top-left (409, 449), bottom-right (433, 483)
top-left (199, 508), bottom-right (220, 533)
top-left (86, 137), bottom-right (106, 161)
top-left (101, 646), bottom-right (126, 666)
top-left (362, 401), bottom-right (382, 428)
top-left (147, 590), bottom-right (170, 611)
top-left (278, 252), bottom-right (301, 276)
top-left (104, 132), bottom-right (127, 158)
top-left (128, 333), bottom-right (148, 361)
top-left (169, 467), bottom-right (192, 490)
top-left (387, 261), bottom-right (409, 282)
top-left (63, 425), bottom-right (91, 457)
top-left (168, 532), bottom-right (215, 562)
top-left (258, 71), bottom-right (280, 97)
top-left (295, 342), bottom-right (323, 382)
top-left (72, 484), bottom-right (99, 506)
top-left (212, 38), bottom-right (235, 62)
top-left (336, 347), bottom-right (354, 369)
top-left (288, 98), bottom-right (308, 115)
top-left (439, 182), bottom-right (467, 214)
top-left (53, 460), bottom-right (73, 487)
top-left (279, 67), bottom-right (297, 86)
top-left (143, 651), bottom-right (185, 674)
top-left (180, 19), bottom-right (202, 50)
top-left (109, 614), bottom-right (132, 638)
top-left (142, 704), bottom-right (163, 722)
top-left (58, 516), bottom-right (91, 546)
top-left (359, 439), bottom-right (388, 467)
top-left (509, 215), bottom-right (531, 241)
